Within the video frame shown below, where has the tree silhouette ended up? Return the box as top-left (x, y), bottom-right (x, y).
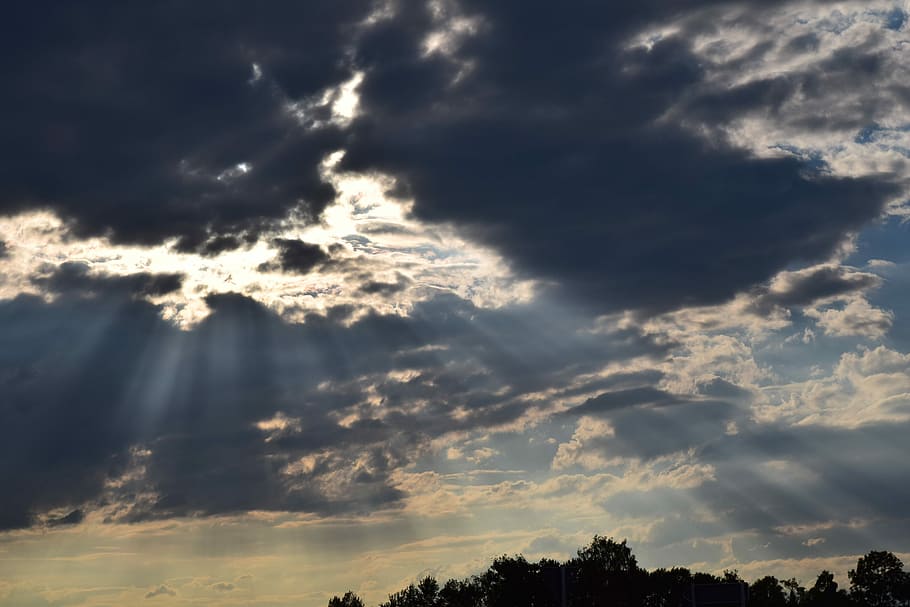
top-left (438, 578), bottom-right (483, 607)
top-left (643, 567), bottom-right (693, 607)
top-left (849, 551), bottom-right (910, 607)
top-left (804, 570), bottom-right (851, 607)
top-left (480, 555), bottom-right (554, 607)
top-left (571, 536), bottom-right (645, 607)
top-left (330, 535), bottom-right (910, 607)
top-left (381, 576), bottom-right (440, 607)
top-left (781, 578), bottom-right (805, 607)
top-left (748, 576), bottom-right (788, 607)
top-left (576, 536), bottom-right (639, 574)
top-left (723, 571), bottom-right (742, 583)
top-left (329, 591), bottom-right (365, 607)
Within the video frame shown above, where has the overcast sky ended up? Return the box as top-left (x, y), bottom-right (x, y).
top-left (2, 1), bottom-right (910, 605)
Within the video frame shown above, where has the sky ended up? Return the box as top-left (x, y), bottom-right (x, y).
top-left (1, 1), bottom-right (910, 605)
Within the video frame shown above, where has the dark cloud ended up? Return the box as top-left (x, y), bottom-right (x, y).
top-left (690, 421), bottom-right (910, 552)
top-left (694, 377), bottom-right (754, 401)
top-left (0, 0), bottom-right (899, 311)
top-left (339, 0), bottom-right (900, 312)
top-left (1, 1), bottom-right (901, 312)
top-left (0, 290), bottom-right (666, 529)
top-left (551, 369), bottom-right (668, 403)
top-left (784, 32), bottom-right (821, 55)
top-left (3, 1), bottom-right (908, 576)
top-left (683, 21), bottom-right (909, 135)
top-left (748, 265), bottom-right (881, 315)
top-left (190, 234), bottom-right (247, 257)
top-left (45, 508), bottom-right (85, 527)
top-left (600, 419), bottom-right (910, 559)
top-left (0, 241), bottom-right (8, 258)
top-left (358, 272), bottom-right (411, 296)
top-left (32, 262), bottom-right (184, 298)
top-left (0, 293), bottom-right (177, 530)
top-left (145, 585), bottom-right (176, 599)
top-left (0, 1), bottom-right (375, 250)
top-left (570, 392), bottom-right (743, 461)
top-left (567, 387), bottom-right (686, 416)
top-left (258, 239), bottom-right (330, 274)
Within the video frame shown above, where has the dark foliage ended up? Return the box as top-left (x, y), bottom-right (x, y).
top-left (850, 551), bottom-right (910, 607)
top-left (330, 537), bottom-right (910, 607)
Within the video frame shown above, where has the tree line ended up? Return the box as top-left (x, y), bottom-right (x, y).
top-left (328, 536), bottom-right (910, 607)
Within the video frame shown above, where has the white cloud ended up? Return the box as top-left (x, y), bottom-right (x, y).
top-left (805, 296), bottom-right (894, 338)
top-left (760, 345), bottom-right (910, 426)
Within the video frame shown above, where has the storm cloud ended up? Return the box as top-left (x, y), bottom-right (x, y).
top-left (341, 0), bottom-right (903, 312)
top-left (2, 1), bottom-right (903, 311)
top-left (0, 1), bottom-right (373, 252)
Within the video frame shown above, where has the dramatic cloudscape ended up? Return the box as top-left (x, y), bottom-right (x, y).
top-left (1, 1), bottom-right (910, 605)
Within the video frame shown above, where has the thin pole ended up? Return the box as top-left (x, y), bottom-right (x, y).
top-left (561, 565), bottom-right (567, 607)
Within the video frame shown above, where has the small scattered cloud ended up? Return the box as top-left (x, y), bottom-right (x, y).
top-left (805, 297), bottom-right (894, 339)
top-left (358, 272), bottom-right (411, 296)
top-left (749, 264), bottom-right (882, 316)
top-left (145, 585), bottom-right (176, 599)
top-left (258, 239), bottom-right (330, 274)
top-left (45, 509), bottom-right (84, 528)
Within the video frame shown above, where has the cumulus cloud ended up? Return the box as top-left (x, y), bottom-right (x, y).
top-left (805, 296), bottom-right (894, 338)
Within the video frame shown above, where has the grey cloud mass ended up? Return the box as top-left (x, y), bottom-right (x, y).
top-left (341, 0), bottom-right (903, 311)
top-left (569, 398), bottom-right (910, 558)
top-left (748, 264), bottom-right (883, 316)
top-left (258, 239), bottom-right (331, 274)
top-left (1, 1), bottom-right (374, 253)
top-left (32, 262), bottom-right (185, 298)
top-left (2, 1), bottom-right (903, 309)
top-left (0, 286), bottom-right (667, 529)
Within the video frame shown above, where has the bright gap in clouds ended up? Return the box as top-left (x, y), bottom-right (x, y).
top-left (0, 156), bottom-right (534, 328)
